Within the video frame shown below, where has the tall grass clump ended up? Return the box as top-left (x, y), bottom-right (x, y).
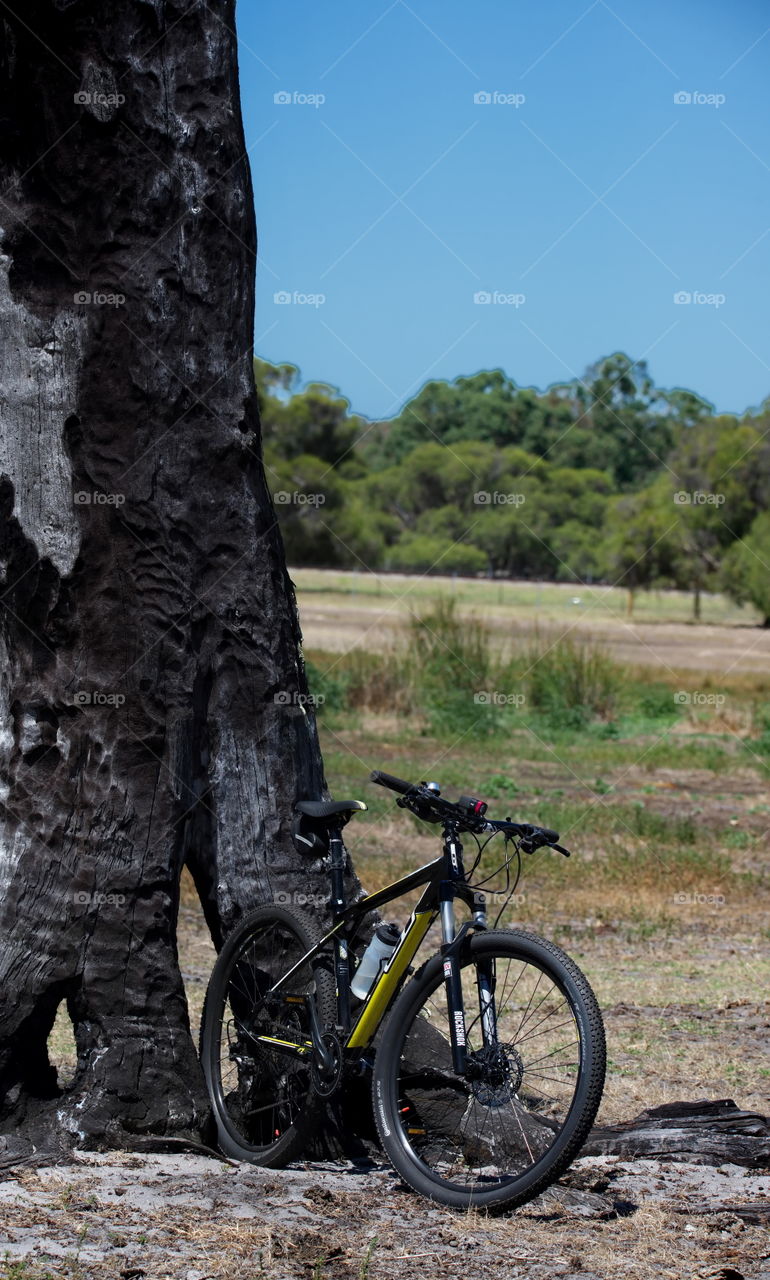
top-left (405, 598), bottom-right (502, 734)
top-left (520, 631), bottom-right (623, 728)
top-left (306, 605), bottom-right (637, 739)
top-left (303, 598), bottom-right (503, 732)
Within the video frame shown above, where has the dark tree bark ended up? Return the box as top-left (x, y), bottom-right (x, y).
top-left (583, 1099), bottom-right (770, 1168)
top-left (0, 0), bottom-right (356, 1148)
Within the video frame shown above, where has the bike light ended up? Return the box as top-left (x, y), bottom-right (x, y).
top-left (458, 794), bottom-right (488, 817)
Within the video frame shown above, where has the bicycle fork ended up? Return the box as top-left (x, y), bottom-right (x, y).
top-left (439, 884), bottom-right (497, 1076)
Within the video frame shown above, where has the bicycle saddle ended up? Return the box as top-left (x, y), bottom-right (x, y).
top-left (294, 800), bottom-right (368, 819)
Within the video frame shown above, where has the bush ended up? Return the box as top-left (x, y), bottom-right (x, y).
top-left (386, 534), bottom-right (487, 576)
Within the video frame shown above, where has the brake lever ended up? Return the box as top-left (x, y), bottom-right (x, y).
top-left (519, 836), bottom-right (571, 857)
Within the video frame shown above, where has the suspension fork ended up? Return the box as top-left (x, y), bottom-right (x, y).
top-left (439, 823), bottom-right (468, 1074)
top-left (476, 955), bottom-right (498, 1047)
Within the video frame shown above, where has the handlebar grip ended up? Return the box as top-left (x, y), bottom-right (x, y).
top-left (370, 770), bottom-right (415, 795)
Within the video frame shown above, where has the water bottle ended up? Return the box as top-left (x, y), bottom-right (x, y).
top-left (350, 922), bottom-right (401, 1000)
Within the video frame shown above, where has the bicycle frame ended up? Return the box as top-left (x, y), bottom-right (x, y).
top-left (261, 821), bottom-right (490, 1070)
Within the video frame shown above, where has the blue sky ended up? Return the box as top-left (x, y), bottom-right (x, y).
top-left (236, 0), bottom-right (770, 422)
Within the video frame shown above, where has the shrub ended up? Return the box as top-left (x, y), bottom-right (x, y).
top-left (386, 535), bottom-right (487, 576)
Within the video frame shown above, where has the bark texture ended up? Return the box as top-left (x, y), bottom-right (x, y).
top-left (583, 1099), bottom-right (770, 1168)
top-left (0, 0), bottom-right (348, 1146)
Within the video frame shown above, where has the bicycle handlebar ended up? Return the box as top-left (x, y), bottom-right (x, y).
top-left (369, 769), bottom-right (415, 795)
top-left (370, 770), bottom-right (570, 855)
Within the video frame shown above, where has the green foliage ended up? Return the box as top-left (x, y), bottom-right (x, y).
top-left (720, 512), bottom-right (770, 625)
top-left (521, 633), bottom-right (623, 727)
top-left (254, 355), bottom-right (770, 610)
top-left (628, 804), bottom-right (698, 845)
top-left (386, 535), bottom-right (487, 576)
top-left (404, 598), bottom-right (501, 734)
top-left (256, 358), bottom-right (365, 470)
top-left (633, 681), bottom-right (678, 720)
top-left (303, 659), bottom-right (350, 714)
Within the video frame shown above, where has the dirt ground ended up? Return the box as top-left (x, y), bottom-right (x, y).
top-left (290, 570), bottom-right (770, 675)
top-left (1, 1150), bottom-right (768, 1280)
top-left (297, 595), bottom-right (770, 675)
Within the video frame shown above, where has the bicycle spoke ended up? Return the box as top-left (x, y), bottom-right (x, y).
top-left (205, 912), bottom-right (328, 1156)
top-left (389, 945), bottom-right (589, 1192)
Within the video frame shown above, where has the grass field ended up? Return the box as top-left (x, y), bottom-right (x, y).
top-left (292, 568), bottom-right (770, 674)
top-left (292, 569), bottom-right (761, 627)
top-left (39, 571), bottom-right (769, 1280)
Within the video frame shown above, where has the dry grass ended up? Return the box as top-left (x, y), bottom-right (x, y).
top-left (37, 627), bottom-right (770, 1280)
top-left (2, 1164), bottom-right (765, 1280)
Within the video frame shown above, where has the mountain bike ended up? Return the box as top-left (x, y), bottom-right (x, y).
top-left (199, 770), bottom-right (606, 1211)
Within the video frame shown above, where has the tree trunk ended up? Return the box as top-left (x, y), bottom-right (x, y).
top-left (0, 0), bottom-right (353, 1150)
top-left (693, 583), bottom-right (701, 621)
top-left (583, 1098), bottom-right (770, 1168)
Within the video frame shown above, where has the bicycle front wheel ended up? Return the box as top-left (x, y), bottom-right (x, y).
top-left (200, 904), bottom-right (336, 1166)
top-left (372, 929), bottom-right (605, 1211)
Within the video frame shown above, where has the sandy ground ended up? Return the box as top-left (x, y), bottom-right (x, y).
top-left (296, 596), bottom-right (770, 675)
top-left (1, 1150), bottom-right (769, 1280)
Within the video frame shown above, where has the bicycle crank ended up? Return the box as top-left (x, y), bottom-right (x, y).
top-left (310, 1029), bottom-right (344, 1097)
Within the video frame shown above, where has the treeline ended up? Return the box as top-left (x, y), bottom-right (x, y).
top-left (257, 354), bottom-right (770, 622)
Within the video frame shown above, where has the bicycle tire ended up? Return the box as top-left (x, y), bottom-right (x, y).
top-left (200, 904), bottom-right (336, 1166)
top-left (372, 929), bottom-right (605, 1211)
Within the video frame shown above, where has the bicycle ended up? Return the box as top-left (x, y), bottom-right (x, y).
top-left (200, 770), bottom-right (606, 1211)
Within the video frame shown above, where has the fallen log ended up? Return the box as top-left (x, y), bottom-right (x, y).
top-left (583, 1099), bottom-right (770, 1168)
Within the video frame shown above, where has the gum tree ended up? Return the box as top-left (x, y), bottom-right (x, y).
top-left (0, 0), bottom-right (344, 1150)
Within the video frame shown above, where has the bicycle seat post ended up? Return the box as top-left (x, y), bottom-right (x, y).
top-left (327, 824), bottom-right (346, 918)
top-left (328, 824), bottom-right (351, 1031)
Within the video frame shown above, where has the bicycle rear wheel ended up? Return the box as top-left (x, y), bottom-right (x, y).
top-left (200, 904), bottom-right (335, 1166)
top-left (372, 929), bottom-right (605, 1210)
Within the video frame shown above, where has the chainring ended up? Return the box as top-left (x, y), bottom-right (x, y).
top-left (310, 1030), bottom-right (344, 1097)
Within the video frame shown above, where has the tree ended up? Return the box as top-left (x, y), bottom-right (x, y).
top-left (386, 535), bottom-right (487, 576)
top-left (601, 481), bottom-right (677, 616)
top-left (720, 513), bottom-right (770, 626)
top-left (256, 358), bottom-right (367, 473)
top-left (573, 354), bottom-right (674, 490)
top-left (0, 1), bottom-right (352, 1151)
top-left (665, 417), bottom-right (765, 619)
